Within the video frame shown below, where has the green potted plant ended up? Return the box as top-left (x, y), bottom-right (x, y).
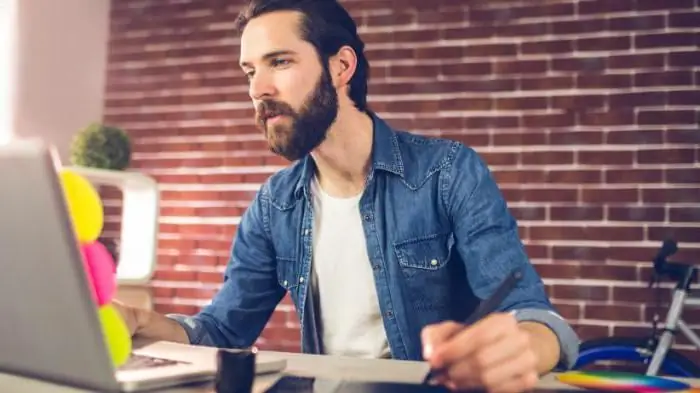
top-left (70, 122), bottom-right (132, 171)
top-left (70, 122), bottom-right (132, 269)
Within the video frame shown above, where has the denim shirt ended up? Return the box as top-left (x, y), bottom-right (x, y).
top-left (168, 113), bottom-right (580, 369)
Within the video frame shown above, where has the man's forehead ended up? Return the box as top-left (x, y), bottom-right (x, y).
top-left (239, 11), bottom-right (306, 65)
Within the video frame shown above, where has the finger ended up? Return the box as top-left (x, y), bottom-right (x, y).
top-left (433, 313), bottom-right (515, 367)
top-left (421, 321), bottom-right (463, 360)
top-left (472, 326), bottom-right (532, 373)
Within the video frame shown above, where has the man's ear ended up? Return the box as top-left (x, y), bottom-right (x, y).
top-left (329, 45), bottom-right (357, 88)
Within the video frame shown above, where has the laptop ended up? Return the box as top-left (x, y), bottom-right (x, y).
top-left (0, 139), bottom-right (286, 392)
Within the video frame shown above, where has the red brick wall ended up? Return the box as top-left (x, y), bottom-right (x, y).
top-left (104, 0), bottom-right (700, 359)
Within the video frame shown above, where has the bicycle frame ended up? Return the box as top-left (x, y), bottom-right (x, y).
top-left (646, 286), bottom-right (700, 375)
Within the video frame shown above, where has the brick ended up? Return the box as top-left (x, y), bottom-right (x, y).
top-left (669, 51), bottom-right (700, 67)
top-left (608, 15), bottom-right (666, 31)
top-left (550, 206), bottom-right (604, 221)
top-left (669, 208), bottom-right (700, 223)
top-left (552, 57), bottom-right (606, 72)
top-left (637, 148), bottom-right (696, 164)
top-left (496, 23), bottom-right (549, 37)
top-left (529, 225), bottom-right (644, 242)
top-left (551, 94), bottom-right (606, 109)
top-left (585, 305), bottom-right (643, 322)
top-left (363, 11), bottom-right (415, 26)
top-left (493, 170), bottom-right (546, 184)
top-left (608, 92), bottom-right (666, 107)
top-left (442, 26), bottom-right (495, 40)
top-left (550, 302), bottom-right (581, 320)
top-left (577, 0), bottom-right (637, 14)
top-left (666, 169), bottom-right (700, 184)
top-left (494, 60), bottom-right (548, 75)
top-left (480, 152), bottom-right (519, 166)
top-left (502, 188), bottom-right (579, 203)
top-left (520, 76), bottom-right (574, 91)
top-left (577, 74), bottom-right (632, 89)
top-left (638, 110), bottom-right (697, 125)
top-left (648, 227), bottom-right (700, 243)
top-left (515, 3), bottom-right (575, 18)
top-left (637, 0), bottom-right (697, 10)
top-left (605, 169), bottom-right (663, 183)
top-left (669, 12), bottom-right (700, 28)
top-left (578, 110), bottom-right (635, 126)
top-left (552, 245), bottom-right (607, 262)
top-left (521, 151), bottom-right (574, 165)
top-left (669, 90), bottom-right (700, 106)
top-left (608, 207), bottom-right (666, 222)
top-left (636, 33), bottom-right (696, 49)
top-left (551, 284), bottom-right (610, 301)
top-left (414, 7), bottom-right (466, 23)
top-left (613, 287), bottom-right (671, 303)
top-left (666, 130), bottom-right (700, 144)
top-left (525, 244), bottom-right (549, 259)
top-left (439, 62), bottom-right (492, 76)
top-left (605, 130), bottom-right (663, 145)
top-left (608, 54), bottom-right (665, 69)
top-left (550, 131), bottom-right (603, 145)
top-left (581, 188), bottom-right (639, 204)
top-left (643, 188), bottom-right (700, 204)
top-left (521, 40), bottom-right (573, 55)
top-left (465, 116), bottom-right (519, 129)
top-left (523, 113), bottom-right (575, 128)
top-left (493, 132), bottom-right (547, 146)
top-left (496, 97), bottom-right (547, 111)
top-left (579, 151), bottom-right (635, 165)
top-left (510, 206), bottom-right (546, 221)
top-left (576, 36), bottom-right (631, 52)
top-left (546, 169), bottom-right (602, 184)
top-left (552, 19), bottom-right (606, 35)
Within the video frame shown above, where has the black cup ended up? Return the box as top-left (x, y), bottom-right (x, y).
top-left (215, 347), bottom-right (257, 393)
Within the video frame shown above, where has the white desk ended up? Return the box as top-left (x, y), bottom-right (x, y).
top-left (2, 348), bottom-right (699, 393)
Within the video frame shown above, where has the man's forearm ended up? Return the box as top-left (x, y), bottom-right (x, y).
top-left (134, 309), bottom-right (190, 344)
top-left (519, 321), bottom-right (561, 374)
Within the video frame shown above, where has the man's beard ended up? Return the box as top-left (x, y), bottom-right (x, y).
top-left (255, 67), bottom-right (338, 161)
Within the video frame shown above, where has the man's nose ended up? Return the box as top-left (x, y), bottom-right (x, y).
top-left (249, 71), bottom-right (276, 101)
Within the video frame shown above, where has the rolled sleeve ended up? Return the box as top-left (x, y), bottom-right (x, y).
top-left (165, 314), bottom-right (216, 346)
top-left (512, 308), bottom-right (580, 370)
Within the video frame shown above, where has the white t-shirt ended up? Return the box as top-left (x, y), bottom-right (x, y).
top-left (309, 176), bottom-right (391, 358)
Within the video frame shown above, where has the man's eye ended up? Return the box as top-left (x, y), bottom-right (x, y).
top-left (245, 70), bottom-right (255, 79)
top-left (272, 58), bottom-right (290, 67)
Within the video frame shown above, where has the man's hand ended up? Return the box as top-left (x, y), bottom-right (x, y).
top-left (422, 313), bottom-right (545, 393)
top-left (112, 299), bottom-right (141, 336)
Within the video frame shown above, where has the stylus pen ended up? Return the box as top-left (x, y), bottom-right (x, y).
top-left (422, 267), bottom-right (524, 384)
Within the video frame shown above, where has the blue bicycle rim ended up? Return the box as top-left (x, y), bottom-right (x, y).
top-left (574, 344), bottom-right (694, 377)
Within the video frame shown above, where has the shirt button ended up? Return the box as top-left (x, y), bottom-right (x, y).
top-left (385, 310), bottom-right (394, 318)
top-left (363, 214), bottom-right (371, 221)
top-left (430, 259), bottom-right (438, 266)
top-left (283, 280), bottom-right (288, 287)
top-left (304, 229), bottom-right (310, 236)
top-left (299, 277), bottom-right (305, 283)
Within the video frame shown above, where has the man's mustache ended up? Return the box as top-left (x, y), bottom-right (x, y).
top-left (256, 100), bottom-right (296, 122)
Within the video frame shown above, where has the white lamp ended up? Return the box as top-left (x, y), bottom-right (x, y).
top-left (65, 166), bottom-right (159, 285)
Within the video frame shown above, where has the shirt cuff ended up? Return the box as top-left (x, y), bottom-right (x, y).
top-left (511, 308), bottom-right (580, 370)
top-left (165, 313), bottom-right (215, 346)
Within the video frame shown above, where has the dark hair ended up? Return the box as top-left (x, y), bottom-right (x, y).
top-left (234, 0), bottom-right (369, 112)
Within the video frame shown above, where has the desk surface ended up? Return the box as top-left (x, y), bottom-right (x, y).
top-left (2, 348), bottom-right (699, 393)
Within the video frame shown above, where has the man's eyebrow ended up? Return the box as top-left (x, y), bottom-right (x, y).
top-left (239, 50), bottom-right (298, 68)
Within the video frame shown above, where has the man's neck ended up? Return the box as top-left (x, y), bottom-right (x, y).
top-left (310, 108), bottom-right (373, 198)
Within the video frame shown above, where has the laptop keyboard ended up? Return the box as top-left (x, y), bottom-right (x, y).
top-left (117, 354), bottom-right (186, 371)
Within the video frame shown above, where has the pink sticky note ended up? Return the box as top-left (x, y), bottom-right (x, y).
top-left (80, 241), bottom-right (117, 306)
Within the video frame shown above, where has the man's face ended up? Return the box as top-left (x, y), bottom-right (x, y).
top-left (239, 11), bottom-right (338, 161)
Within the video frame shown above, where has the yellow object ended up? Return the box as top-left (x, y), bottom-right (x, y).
top-left (98, 304), bottom-right (132, 368)
top-left (59, 169), bottom-right (104, 242)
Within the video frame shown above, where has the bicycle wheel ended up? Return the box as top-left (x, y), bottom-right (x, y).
top-left (573, 337), bottom-right (700, 378)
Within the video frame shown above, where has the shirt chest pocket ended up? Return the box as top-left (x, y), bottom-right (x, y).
top-left (393, 233), bottom-right (455, 312)
top-left (393, 233), bottom-right (454, 270)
